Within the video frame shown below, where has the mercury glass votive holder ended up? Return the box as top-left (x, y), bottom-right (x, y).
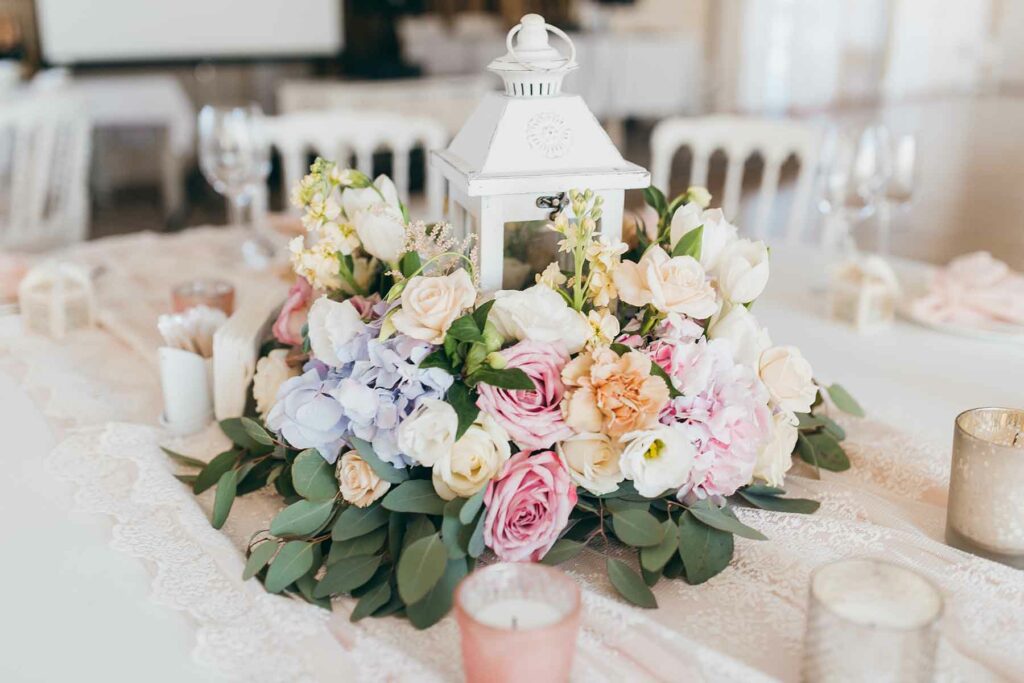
top-left (454, 563), bottom-right (581, 683)
top-left (946, 407), bottom-right (1024, 568)
top-left (802, 558), bottom-right (943, 682)
top-left (171, 278), bottom-right (235, 316)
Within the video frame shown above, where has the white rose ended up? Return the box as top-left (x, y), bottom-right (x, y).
top-left (352, 205), bottom-right (406, 264)
top-left (432, 415), bottom-right (511, 500)
top-left (715, 238), bottom-right (770, 304)
top-left (557, 432), bottom-right (623, 495)
top-left (708, 304), bottom-right (772, 369)
top-left (307, 296), bottom-right (365, 367)
top-left (619, 425), bottom-right (697, 498)
top-left (397, 398), bottom-right (458, 467)
top-left (391, 270), bottom-right (477, 344)
top-left (759, 346), bottom-right (817, 413)
top-left (341, 174), bottom-right (401, 217)
top-left (753, 411), bottom-right (798, 487)
top-left (337, 451), bottom-right (390, 508)
top-left (252, 349), bottom-right (298, 419)
top-left (614, 246), bottom-right (719, 319)
top-left (489, 284), bottom-right (591, 355)
top-left (669, 206), bottom-right (738, 271)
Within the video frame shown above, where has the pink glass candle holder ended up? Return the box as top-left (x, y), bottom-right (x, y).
top-left (454, 563), bottom-right (581, 683)
top-left (171, 278), bottom-right (235, 316)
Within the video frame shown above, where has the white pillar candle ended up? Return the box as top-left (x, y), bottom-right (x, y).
top-left (472, 598), bottom-right (564, 631)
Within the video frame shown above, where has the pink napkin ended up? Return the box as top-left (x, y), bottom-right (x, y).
top-left (912, 252), bottom-right (1024, 327)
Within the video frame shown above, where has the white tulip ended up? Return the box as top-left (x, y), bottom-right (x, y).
top-left (397, 398), bottom-right (459, 467)
top-left (352, 205), bottom-right (406, 264)
top-left (715, 238), bottom-right (770, 304)
top-left (708, 304), bottom-right (772, 369)
top-left (670, 206), bottom-right (738, 271)
top-left (619, 425), bottom-right (697, 498)
top-left (341, 174), bottom-right (401, 217)
top-left (306, 296), bottom-right (365, 367)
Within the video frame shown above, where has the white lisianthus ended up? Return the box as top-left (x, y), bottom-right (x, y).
top-left (353, 206), bottom-right (406, 264)
top-left (252, 349), bottom-right (298, 419)
top-left (670, 206), bottom-right (738, 271)
top-left (489, 284), bottom-right (591, 354)
top-left (397, 398), bottom-right (459, 467)
top-left (307, 297), bottom-right (365, 367)
top-left (753, 411), bottom-right (798, 487)
top-left (759, 346), bottom-right (818, 413)
top-left (708, 303), bottom-right (772, 369)
top-left (613, 246), bottom-right (719, 319)
top-left (337, 451), bottom-right (390, 508)
top-left (715, 238), bottom-right (770, 304)
top-left (557, 432), bottom-right (623, 495)
top-left (619, 425), bottom-right (697, 498)
top-left (432, 415), bottom-right (511, 500)
top-left (391, 270), bottom-right (477, 344)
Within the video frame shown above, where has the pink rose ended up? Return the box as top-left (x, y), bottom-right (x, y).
top-left (476, 341), bottom-right (574, 450)
top-left (273, 278), bottom-right (313, 346)
top-left (484, 451), bottom-right (577, 562)
top-left (347, 293), bottom-right (381, 320)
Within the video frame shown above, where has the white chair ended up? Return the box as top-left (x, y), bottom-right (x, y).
top-left (650, 115), bottom-right (822, 242)
top-left (0, 93), bottom-right (91, 251)
top-left (264, 110), bottom-right (448, 221)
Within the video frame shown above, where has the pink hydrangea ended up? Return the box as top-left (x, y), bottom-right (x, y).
top-left (484, 450), bottom-right (578, 562)
top-left (476, 340), bottom-right (574, 450)
top-left (273, 277), bottom-right (312, 346)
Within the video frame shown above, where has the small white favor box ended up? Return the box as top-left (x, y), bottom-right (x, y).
top-left (827, 256), bottom-right (899, 333)
top-left (18, 261), bottom-right (96, 339)
top-left (212, 296), bottom-right (281, 421)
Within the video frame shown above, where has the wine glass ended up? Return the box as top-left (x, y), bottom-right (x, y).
top-left (198, 104), bottom-right (273, 268)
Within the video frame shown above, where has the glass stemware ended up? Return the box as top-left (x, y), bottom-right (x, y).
top-left (198, 104), bottom-right (273, 269)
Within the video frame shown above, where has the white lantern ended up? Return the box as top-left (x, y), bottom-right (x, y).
top-left (431, 13), bottom-right (650, 291)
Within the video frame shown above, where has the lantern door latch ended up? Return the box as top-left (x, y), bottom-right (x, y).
top-left (536, 192), bottom-right (568, 220)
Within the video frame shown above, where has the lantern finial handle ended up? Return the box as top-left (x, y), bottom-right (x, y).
top-left (505, 14), bottom-right (576, 73)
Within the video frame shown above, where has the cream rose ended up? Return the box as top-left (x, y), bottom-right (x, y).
top-left (252, 349), bottom-right (299, 419)
top-left (337, 451), bottom-right (390, 508)
top-left (708, 303), bottom-right (771, 369)
top-left (397, 398), bottom-right (458, 467)
top-left (488, 284), bottom-right (591, 355)
top-left (759, 345), bottom-right (817, 413)
top-left (557, 432), bottom-right (623, 495)
top-left (619, 425), bottom-right (697, 498)
top-left (753, 411), bottom-right (798, 487)
top-left (669, 206), bottom-right (737, 271)
top-left (614, 246), bottom-right (719, 319)
top-left (715, 238), bottom-right (770, 304)
top-left (307, 297), bottom-right (365, 367)
top-left (391, 269), bottom-right (476, 344)
top-left (431, 415), bottom-right (511, 500)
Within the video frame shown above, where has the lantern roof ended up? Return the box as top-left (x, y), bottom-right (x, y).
top-left (431, 14), bottom-right (649, 197)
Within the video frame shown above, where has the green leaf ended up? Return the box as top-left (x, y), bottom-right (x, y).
top-left (447, 382), bottom-right (480, 441)
top-left (406, 558), bottom-right (468, 629)
top-left (236, 458), bottom-right (277, 495)
top-left (737, 490), bottom-right (820, 515)
top-left (648, 360), bottom-right (682, 398)
top-left (467, 512), bottom-right (486, 558)
top-left (240, 417), bottom-right (275, 446)
top-left (687, 500), bottom-right (767, 540)
top-left (160, 446), bottom-right (207, 469)
top-left (470, 367), bottom-right (535, 391)
top-left (641, 565), bottom-right (661, 587)
top-left (458, 488), bottom-right (486, 525)
top-left (677, 510), bottom-right (734, 585)
top-left (314, 554), bottom-right (383, 598)
top-left (606, 558), bottom-right (658, 608)
top-left (174, 474), bottom-right (197, 485)
top-left (611, 509), bottom-right (665, 547)
top-left (671, 224), bottom-right (703, 259)
top-left (211, 469), bottom-right (239, 529)
top-left (219, 417), bottom-right (269, 451)
top-left (193, 449), bottom-right (238, 495)
top-left (270, 499), bottom-right (336, 537)
top-left (400, 251), bottom-right (422, 278)
top-left (388, 512), bottom-right (406, 559)
top-left (742, 484), bottom-right (786, 496)
top-left (827, 383), bottom-right (864, 417)
top-left (243, 541), bottom-right (279, 580)
top-left (818, 415), bottom-right (847, 440)
top-left (541, 538), bottom-right (585, 566)
top-left (347, 436), bottom-right (409, 484)
top-left (332, 503), bottom-right (390, 541)
top-left (402, 515), bottom-right (436, 549)
top-left (441, 499), bottom-right (467, 560)
top-left (795, 412), bottom-right (824, 430)
top-left (471, 299), bottom-right (495, 330)
top-left (264, 541), bottom-right (316, 593)
top-left (382, 480), bottom-right (447, 516)
top-left (327, 526), bottom-right (388, 564)
top-left (397, 533), bottom-right (448, 604)
top-left (643, 185), bottom-right (667, 216)
top-left (418, 349), bottom-right (453, 373)
top-left (640, 519), bottom-right (678, 573)
top-left (446, 314), bottom-right (483, 343)
top-left (350, 580), bottom-right (392, 622)
top-left (805, 432), bottom-right (851, 472)
top-left (796, 432), bottom-right (818, 470)
top-left (291, 449), bottom-right (339, 501)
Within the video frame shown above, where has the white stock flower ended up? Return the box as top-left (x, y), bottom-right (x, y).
top-left (707, 304), bottom-right (772, 369)
top-left (753, 411), bottom-right (798, 487)
top-left (759, 346), bottom-right (817, 413)
top-left (306, 296), bottom-right (365, 367)
top-left (670, 206), bottom-right (738, 271)
top-left (715, 238), bottom-right (770, 304)
top-left (489, 284), bottom-right (591, 355)
top-left (432, 415), bottom-right (511, 500)
top-left (619, 425), bottom-right (697, 498)
top-left (337, 451), bottom-right (390, 508)
top-left (614, 246), bottom-right (719, 319)
top-left (397, 398), bottom-right (459, 467)
top-left (391, 270), bottom-right (477, 344)
top-left (557, 432), bottom-right (623, 495)
top-left (252, 349), bottom-right (298, 419)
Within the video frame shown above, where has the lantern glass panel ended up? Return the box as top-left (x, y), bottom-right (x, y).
top-left (503, 219), bottom-right (559, 289)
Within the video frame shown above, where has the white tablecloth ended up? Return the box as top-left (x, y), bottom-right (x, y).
top-left (1, 227), bottom-right (1022, 682)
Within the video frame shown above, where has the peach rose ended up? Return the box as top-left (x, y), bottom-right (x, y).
top-left (561, 347), bottom-right (670, 438)
top-left (336, 451), bottom-right (390, 508)
top-left (391, 269), bottom-right (476, 344)
top-left (614, 246), bottom-right (719, 319)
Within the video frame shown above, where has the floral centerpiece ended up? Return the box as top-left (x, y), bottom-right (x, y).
top-left (170, 159), bottom-right (862, 628)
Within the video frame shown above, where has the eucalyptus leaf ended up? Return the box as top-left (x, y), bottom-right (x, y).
top-left (796, 432), bottom-right (818, 471)
top-left (314, 554), bottom-right (383, 598)
top-left (611, 509), bottom-right (665, 547)
top-left (743, 484), bottom-right (786, 496)
top-left (827, 383), bottom-right (864, 417)
top-left (291, 449), bottom-right (339, 501)
top-left (677, 510), bottom-right (733, 585)
top-left (737, 490), bottom-right (820, 515)
top-left (397, 533), bottom-right (448, 604)
top-left (805, 432), bottom-right (851, 472)
top-left (327, 526), bottom-right (388, 564)
top-left (211, 469), bottom-right (239, 529)
top-left (332, 503), bottom-right (390, 541)
top-left (219, 417), bottom-right (269, 452)
top-left (671, 224), bottom-right (703, 259)
top-left (467, 512), bottom-right (486, 558)
top-left (402, 515), bottom-right (437, 550)
top-left (606, 558), bottom-right (658, 608)
top-left (458, 488), bottom-right (486, 525)
top-left (174, 474), bottom-right (197, 485)
top-left (818, 415), bottom-right (847, 440)
top-left (270, 499), bottom-right (336, 537)
top-left (540, 538), bottom-right (585, 566)
top-left (447, 382), bottom-right (480, 441)
top-left (641, 565), bottom-right (661, 587)
top-left (160, 446), bottom-right (207, 469)
top-left (687, 500), bottom-right (766, 540)
top-left (640, 519), bottom-right (678, 573)
top-left (347, 436), bottom-right (409, 484)
top-left (240, 417), bottom-right (275, 446)
top-left (442, 499), bottom-right (467, 560)
top-left (795, 412), bottom-right (824, 430)
top-left (406, 558), bottom-right (468, 629)
top-left (382, 480), bottom-right (447, 515)
top-left (264, 541), bottom-right (315, 593)
top-left (243, 541), bottom-right (279, 580)
top-left (193, 449), bottom-right (238, 495)
top-left (350, 580), bottom-right (392, 622)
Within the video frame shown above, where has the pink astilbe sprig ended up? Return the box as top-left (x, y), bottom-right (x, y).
top-left (398, 220), bottom-right (479, 286)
